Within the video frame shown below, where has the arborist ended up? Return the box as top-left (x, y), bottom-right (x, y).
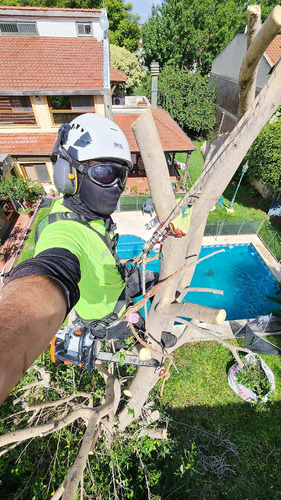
top-left (0, 113), bottom-right (159, 404)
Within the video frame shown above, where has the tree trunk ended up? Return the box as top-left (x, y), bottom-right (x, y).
top-left (238, 5), bottom-right (281, 119)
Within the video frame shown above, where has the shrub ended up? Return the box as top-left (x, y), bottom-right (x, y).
top-left (0, 177), bottom-right (44, 207)
top-left (247, 118), bottom-right (281, 191)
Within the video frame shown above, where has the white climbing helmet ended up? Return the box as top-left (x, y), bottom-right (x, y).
top-left (63, 113), bottom-right (132, 168)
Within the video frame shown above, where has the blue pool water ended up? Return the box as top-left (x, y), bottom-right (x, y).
top-left (117, 235), bottom-right (279, 321)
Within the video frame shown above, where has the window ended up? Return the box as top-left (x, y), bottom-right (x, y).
top-left (76, 22), bottom-right (92, 37)
top-left (49, 96), bottom-right (94, 124)
top-left (10, 96), bottom-right (32, 112)
top-left (0, 96), bottom-right (36, 125)
top-left (22, 164), bottom-right (50, 182)
top-left (0, 21), bottom-right (38, 36)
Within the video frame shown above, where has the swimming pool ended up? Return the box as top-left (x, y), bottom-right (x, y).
top-left (117, 235), bottom-right (279, 321)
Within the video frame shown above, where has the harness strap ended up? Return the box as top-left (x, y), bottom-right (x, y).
top-left (35, 211), bottom-right (123, 276)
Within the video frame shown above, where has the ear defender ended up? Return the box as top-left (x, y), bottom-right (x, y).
top-left (53, 157), bottom-right (78, 195)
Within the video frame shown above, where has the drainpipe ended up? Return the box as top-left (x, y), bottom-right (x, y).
top-left (150, 61), bottom-right (159, 109)
top-left (99, 8), bottom-right (113, 120)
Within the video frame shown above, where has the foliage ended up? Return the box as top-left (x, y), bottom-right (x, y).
top-left (246, 118), bottom-right (281, 191)
top-left (237, 355), bottom-right (272, 401)
top-left (0, 177), bottom-right (44, 206)
top-left (2, 337), bottom-right (281, 499)
top-left (0, 0), bottom-right (141, 52)
top-left (159, 66), bottom-right (216, 135)
top-left (134, 65), bottom-right (217, 135)
top-left (141, 0), bottom-right (278, 75)
top-left (110, 45), bottom-right (146, 94)
top-left (107, 0), bottom-right (141, 52)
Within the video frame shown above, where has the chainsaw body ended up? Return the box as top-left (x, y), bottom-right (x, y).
top-left (50, 324), bottom-right (159, 373)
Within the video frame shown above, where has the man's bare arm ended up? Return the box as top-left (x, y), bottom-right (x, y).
top-left (0, 275), bottom-right (67, 404)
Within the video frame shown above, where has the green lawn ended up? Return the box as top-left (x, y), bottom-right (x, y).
top-left (154, 337), bottom-right (281, 499)
top-left (176, 140), bottom-right (204, 185)
top-left (17, 202), bottom-right (55, 263)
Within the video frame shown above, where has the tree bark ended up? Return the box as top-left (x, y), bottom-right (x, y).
top-left (238, 5), bottom-right (281, 119)
top-left (247, 4), bottom-right (261, 50)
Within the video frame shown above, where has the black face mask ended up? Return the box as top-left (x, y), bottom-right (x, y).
top-left (78, 175), bottom-right (123, 216)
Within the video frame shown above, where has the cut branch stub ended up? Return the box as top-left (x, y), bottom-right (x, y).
top-left (158, 301), bottom-right (226, 325)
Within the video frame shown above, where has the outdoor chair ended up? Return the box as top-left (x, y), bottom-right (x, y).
top-left (142, 198), bottom-right (154, 216)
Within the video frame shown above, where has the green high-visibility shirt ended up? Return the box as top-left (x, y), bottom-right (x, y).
top-left (35, 199), bottom-right (125, 321)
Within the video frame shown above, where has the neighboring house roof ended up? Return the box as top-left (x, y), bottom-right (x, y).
top-left (110, 67), bottom-right (127, 84)
top-left (114, 108), bottom-right (196, 152)
top-left (0, 133), bottom-right (57, 155)
top-left (0, 37), bottom-right (126, 93)
top-left (265, 35), bottom-right (281, 66)
top-left (0, 108), bottom-right (196, 155)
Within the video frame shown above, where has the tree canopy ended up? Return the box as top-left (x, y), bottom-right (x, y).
top-left (110, 44), bottom-right (146, 94)
top-left (135, 64), bottom-right (217, 135)
top-left (0, 0), bottom-right (141, 52)
top-left (247, 117), bottom-right (281, 192)
top-left (141, 0), bottom-right (278, 74)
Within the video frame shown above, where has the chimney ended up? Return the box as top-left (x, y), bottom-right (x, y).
top-left (150, 61), bottom-right (159, 109)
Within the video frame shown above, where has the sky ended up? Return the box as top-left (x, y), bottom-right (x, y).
top-left (131, 0), bottom-right (162, 24)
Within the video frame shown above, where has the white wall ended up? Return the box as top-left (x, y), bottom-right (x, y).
top-left (0, 14), bottom-right (104, 41)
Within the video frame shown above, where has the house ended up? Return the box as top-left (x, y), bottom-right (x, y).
top-left (0, 6), bottom-right (196, 237)
top-left (210, 34), bottom-right (281, 133)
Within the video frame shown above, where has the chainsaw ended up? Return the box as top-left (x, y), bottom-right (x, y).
top-left (50, 324), bottom-right (159, 374)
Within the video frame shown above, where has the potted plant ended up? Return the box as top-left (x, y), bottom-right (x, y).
top-left (137, 98), bottom-right (147, 107)
top-left (0, 177), bottom-right (44, 210)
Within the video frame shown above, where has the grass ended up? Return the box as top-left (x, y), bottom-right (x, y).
top-left (17, 201), bottom-right (55, 263)
top-left (176, 140), bottom-right (204, 185)
top-left (155, 337), bottom-right (281, 499)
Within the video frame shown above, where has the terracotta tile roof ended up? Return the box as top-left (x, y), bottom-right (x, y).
top-left (0, 133), bottom-right (57, 155)
top-left (111, 67), bottom-right (127, 83)
top-left (265, 35), bottom-right (281, 65)
top-left (114, 108), bottom-right (196, 152)
top-left (0, 37), bottom-right (125, 91)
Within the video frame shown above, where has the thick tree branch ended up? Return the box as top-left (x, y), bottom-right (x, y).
top-left (159, 302), bottom-right (226, 325)
top-left (238, 5), bottom-right (281, 119)
top-left (0, 408), bottom-right (93, 448)
top-left (61, 372), bottom-right (119, 500)
top-left (247, 4), bottom-right (261, 49)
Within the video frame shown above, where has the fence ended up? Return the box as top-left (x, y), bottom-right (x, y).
top-left (204, 219), bottom-right (265, 237)
top-left (117, 197), bottom-right (281, 262)
top-left (258, 221), bottom-right (281, 262)
top-left (117, 194), bottom-right (183, 212)
top-left (117, 195), bottom-right (150, 212)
